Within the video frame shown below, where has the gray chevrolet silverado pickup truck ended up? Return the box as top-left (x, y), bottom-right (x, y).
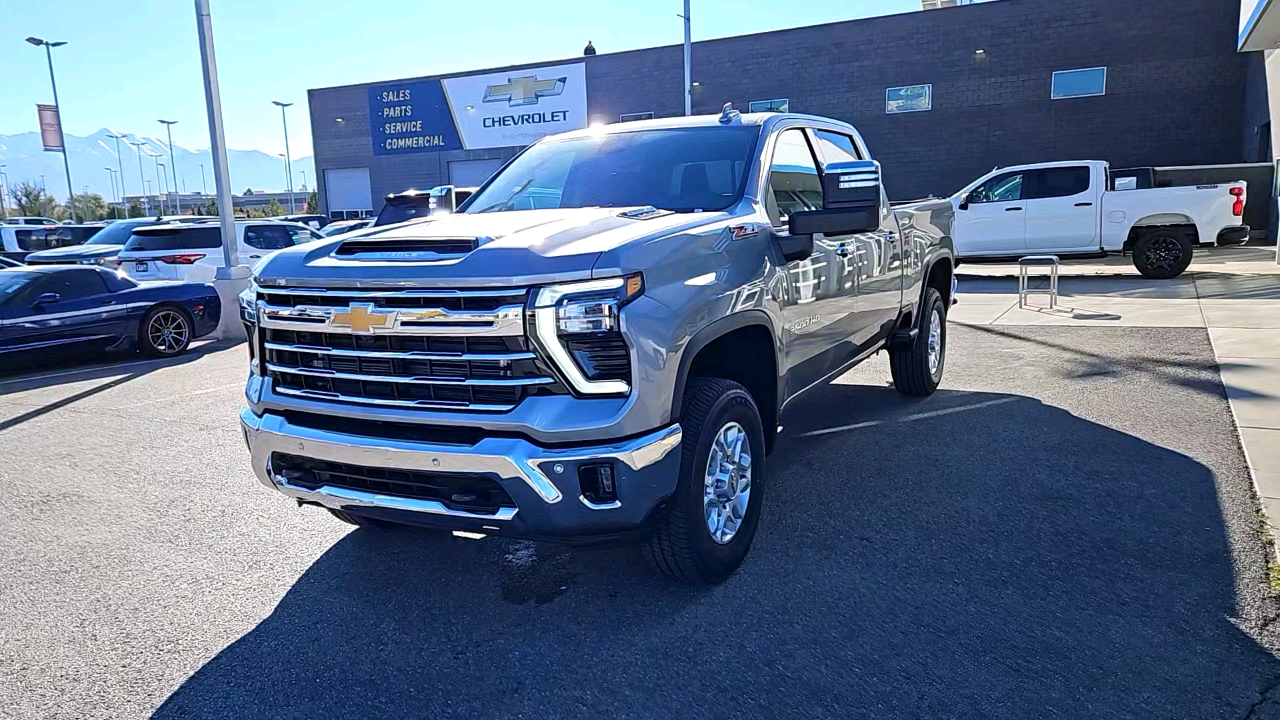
top-left (238, 106), bottom-right (955, 584)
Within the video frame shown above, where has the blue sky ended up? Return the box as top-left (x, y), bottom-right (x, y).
top-left (2, 0), bottom-right (925, 157)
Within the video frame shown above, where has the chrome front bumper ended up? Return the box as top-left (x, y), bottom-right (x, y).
top-left (239, 408), bottom-right (684, 536)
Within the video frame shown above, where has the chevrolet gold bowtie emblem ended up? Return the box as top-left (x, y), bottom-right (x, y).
top-left (329, 303), bottom-right (396, 334)
top-left (483, 75), bottom-right (567, 107)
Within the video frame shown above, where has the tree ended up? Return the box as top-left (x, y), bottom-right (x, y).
top-left (306, 191), bottom-right (318, 214)
top-left (127, 202), bottom-right (145, 218)
top-left (9, 181), bottom-right (64, 219)
top-left (264, 198), bottom-right (286, 216)
top-left (68, 193), bottom-right (110, 222)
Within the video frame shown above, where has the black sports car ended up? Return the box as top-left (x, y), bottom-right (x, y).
top-left (0, 265), bottom-right (221, 358)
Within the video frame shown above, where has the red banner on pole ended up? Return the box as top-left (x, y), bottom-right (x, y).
top-left (36, 104), bottom-right (63, 152)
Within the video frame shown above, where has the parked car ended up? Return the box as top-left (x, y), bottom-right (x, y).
top-left (373, 185), bottom-right (478, 227)
top-left (23, 216), bottom-right (211, 268)
top-left (950, 160), bottom-right (1248, 278)
top-left (1, 224), bottom-right (104, 264)
top-left (277, 213), bottom-right (329, 230)
top-left (2, 216), bottom-right (59, 226)
top-left (238, 106), bottom-right (956, 584)
top-left (318, 218), bottom-right (374, 237)
top-left (118, 220), bottom-right (324, 282)
top-left (0, 265), bottom-right (221, 358)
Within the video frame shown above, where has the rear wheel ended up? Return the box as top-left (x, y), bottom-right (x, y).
top-left (890, 287), bottom-right (947, 396)
top-left (140, 305), bottom-right (193, 357)
top-left (1132, 229), bottom-right (1194, 279)
top-left (646, 378), bottom-right (766, 585)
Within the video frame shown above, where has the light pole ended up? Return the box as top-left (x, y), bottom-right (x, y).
top-left (158, 119), bottom-right (181, 215)
top-left (127, 139), bottom-right (147, 215)
top-left (150, 152), bottom-right (165, 214)
top-left (301, 169), bottom-right (307, 192)
top-left (103, 167), bottom-right (118, 218)
top-left (0, 165), bottom-right (8, 219)
top-left (272, 100), bottom-right (296, 213)
top-left (26, 37), bottom-right (77, 221)
top-left (159, 162), bottom-right (168, 204)
top-left (277, 153), bottom-right (290, 213)
top-left (196, 0), bottom-right (246, 342)
top-left (106, 132), bottom-right (128, 204)
top-left (198, 163), bottom-right (206, 195)
top-left (679, 0), bottom-right (691, 116)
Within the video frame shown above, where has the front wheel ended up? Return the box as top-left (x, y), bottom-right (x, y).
top-left (1132, 229), bottom-right (1194, 279)
top-left (646, 378), bottom-right (766, 585)
top-left (890, 287), bottom-right (946, 396)
top-left (140, 305), bottom-right (193, 357)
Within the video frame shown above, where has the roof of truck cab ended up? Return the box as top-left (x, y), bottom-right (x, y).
top-left (546, 111), bottom-right (856, 141)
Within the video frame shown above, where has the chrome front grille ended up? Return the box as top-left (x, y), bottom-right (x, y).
top-left (257, 287), bottom-right (558, 412)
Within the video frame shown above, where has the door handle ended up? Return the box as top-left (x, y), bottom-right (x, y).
top-left (1006, 207), bottom-right (1023, 212)
top-left (248, 254), bottom-right (262, 259)
top-left (1074, 202), bottom-right (1093, 207)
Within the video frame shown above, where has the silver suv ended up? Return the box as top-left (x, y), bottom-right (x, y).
top-left (239, 107), bottom-right (956, 584)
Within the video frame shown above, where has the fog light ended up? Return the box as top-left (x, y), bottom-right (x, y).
top-left (578, 463), bottom-right (617, 504)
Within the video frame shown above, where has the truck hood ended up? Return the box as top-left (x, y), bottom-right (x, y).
top-left (253, 207), bottom-right (727, 288)
top-left (25, 244), bottom-right (122, 261)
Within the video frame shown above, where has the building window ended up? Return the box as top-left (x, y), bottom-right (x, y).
top-left (619, 112), bottom-right (655, 122)
top-left (885, 84), bottom-right (932, 114)
top-left (749, 98), bottom-right (789, 113)
top-left (1051, 67), bottom-right (1107, 99)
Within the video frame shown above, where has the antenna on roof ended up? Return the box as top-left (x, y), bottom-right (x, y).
top-left (718, 102), bottom-right (741, 124)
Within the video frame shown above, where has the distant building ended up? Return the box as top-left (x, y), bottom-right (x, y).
top-left (119, 189), bottom-right (307, 216)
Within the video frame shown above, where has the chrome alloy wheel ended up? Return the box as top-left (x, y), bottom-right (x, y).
top-left (927, 307), bottom-right (943, 376)
top-left (148, 309), bottom-right (189, 354)
top-left (703, 421), bottom-right (752, 545)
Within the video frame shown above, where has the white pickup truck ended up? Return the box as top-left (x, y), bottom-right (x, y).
top-left (949, 160), bottom-right (1248, 278)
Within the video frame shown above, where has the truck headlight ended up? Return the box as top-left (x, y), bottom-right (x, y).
top-left (239, 286), bottom-right (261, 375)
top-left (533, 275), bottom-right (642, 396)
top-left (238, 286), bottom-right (258, 324)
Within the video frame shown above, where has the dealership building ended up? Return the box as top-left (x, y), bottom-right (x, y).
top-left (308, 0), bottom-right (1267, 220)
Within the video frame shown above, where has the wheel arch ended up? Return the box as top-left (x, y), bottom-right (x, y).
top-left (671, 310), bottom-right (781, 452)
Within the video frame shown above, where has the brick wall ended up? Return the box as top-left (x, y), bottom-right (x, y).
top-left (309, 0), bottom-right (1255, 211)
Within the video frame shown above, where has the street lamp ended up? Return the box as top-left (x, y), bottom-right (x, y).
top-left (103, 166), bottom-right (118, 218)
top-left (0, 164), bottom-right (8, 219)
top-left (198, 163), bottom-right (206, 195)
top-left (106, 132), bottom-right (129, 204)
top-left (272, 100), bottom-right (296, 213)
top-left (158, 119), bottom-right (181, 215)
top-left (301, 169), bottom-right (307, 193)
top-left (127, 139), bottom-right (147, 215)
top-left (26, 37), bottom-right (77, 221)
top-left (150, 152), bottom-right (165, 214)
top-left (276, 153), bottom-right (290, 213)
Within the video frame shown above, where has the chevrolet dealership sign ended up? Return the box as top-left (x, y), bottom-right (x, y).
top-left (368, 63), bottom-right (587, 154)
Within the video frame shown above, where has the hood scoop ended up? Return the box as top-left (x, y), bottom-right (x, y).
top-left (333, 236), bottom-right (488, 260)
top-left (617, 206), bottom-right (674, 220)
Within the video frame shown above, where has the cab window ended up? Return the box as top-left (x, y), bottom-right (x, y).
top-left (766, 129), bottom-right (823, 226)
top-left (243, 225), bottom-right (294, 250)
top-left (968, 172), bottom-right (1024, 204)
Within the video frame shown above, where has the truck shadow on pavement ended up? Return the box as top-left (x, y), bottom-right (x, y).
top-left (155, 387), bottom-right (1280, 719)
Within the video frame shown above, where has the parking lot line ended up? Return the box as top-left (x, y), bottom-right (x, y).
top-left (803, 396), bottom-right (1019, 437)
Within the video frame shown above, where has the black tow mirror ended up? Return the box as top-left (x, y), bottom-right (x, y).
top-left (774, 229), bottom-right (814, 263)
top-left (785, 159), bottom-right (883, 237)
top-left (958, 193), bottom-right (971, 211)
top-left (428, 185), bottom-right (457, 214)
top-left (33, 292), bottom-right (60, 307)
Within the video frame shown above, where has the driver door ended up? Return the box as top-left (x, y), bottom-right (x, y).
top-left (768, 128), bottom-right (860, 395)
top-left (1, 270), bottom-right (125, 352)
top-left (955, 171), bottom-right (1027, 256)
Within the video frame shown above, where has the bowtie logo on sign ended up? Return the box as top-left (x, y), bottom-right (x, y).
top-left (483, 75), bottom-right (566, 107)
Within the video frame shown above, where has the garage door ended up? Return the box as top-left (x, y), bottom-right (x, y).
top-left (449, 159), bottom-right (504, 188)
top-left (325, 168), bottom-right (372, 219)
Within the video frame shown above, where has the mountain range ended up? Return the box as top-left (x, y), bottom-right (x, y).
top-left (0, 128), bottom-right (315, 202)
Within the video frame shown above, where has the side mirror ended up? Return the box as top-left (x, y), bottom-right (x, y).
top-left (958, 193), bottom-right (971, 211)
top-left (428, 185), bottom-right (457, 214)
top-left (789, 207), bottom-right (879, 237)
top-left (783, 158), bottom-right (883, 237)
top-left (33, 292), bottom-right (60, 307)
top-left (775, 229), bottom-right (814, 263)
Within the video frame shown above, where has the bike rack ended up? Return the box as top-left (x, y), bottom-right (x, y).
top-left (1018, 255), bottom-right (1060, 309)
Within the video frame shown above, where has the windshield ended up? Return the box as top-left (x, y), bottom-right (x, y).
top-left (465, 127), bottom-right (761, 214)
top-left (0, 271), bottom-right (38, 305)
top-left (87, 220), bottom-right (151, 245)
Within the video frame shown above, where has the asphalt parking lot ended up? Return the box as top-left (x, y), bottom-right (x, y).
top-left (3, 324), bottom-right (1280, 719)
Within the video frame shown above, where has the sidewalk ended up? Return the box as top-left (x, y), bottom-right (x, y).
top-left (953, 252), bottom-right (1280, 554)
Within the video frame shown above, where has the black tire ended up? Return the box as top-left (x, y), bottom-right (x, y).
top-left (1132, 229), bottom-right (1194, 279)
top-left (327, 508), bottom-right (403, 529)
top-left (646, 378), bottom-right (766, 585)
top-left (139, 305), bottom-right (193, 357)
top-left (890, 287), bottom-right (946, 397)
